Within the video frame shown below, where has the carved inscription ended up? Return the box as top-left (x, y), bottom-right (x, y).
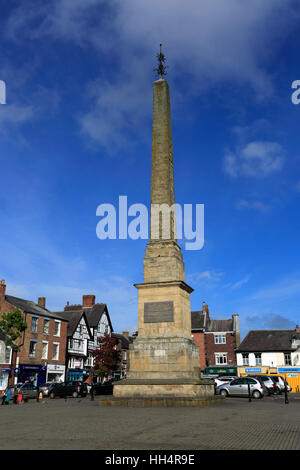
top-left (144, 301), bottom-right (174, 323)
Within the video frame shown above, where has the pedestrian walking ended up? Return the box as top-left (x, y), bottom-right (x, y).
top-left (4, 387), bottom-right (12, 405)
top-left (16, 390), bottom-right (23, 405)
top-left (1, 389), bottom-right (7, 405)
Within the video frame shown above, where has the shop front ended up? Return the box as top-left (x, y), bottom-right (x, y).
top-left (46, 364), bottom-right (65, 383)
top-left (204, 366), bottom-right (238, 376)
top-left (238, 366), bottom-right (300, 392)
top-left (67, 368), bottom-right (88, 382)
top-left (0, 368), bottom-right (11, 392)
top-left (18, 364), bottom-right (47, 386)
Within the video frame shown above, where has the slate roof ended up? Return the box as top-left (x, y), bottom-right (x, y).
top-left (112, 333), bottom-right (134, 349)
top-left (206, 319), bottom-right (234, 333)
top-left (191, 311), bottom-right (206, 330)
top-left (53, 311), bottom-right (91, 338)
top-left (237, 330), bottom-right (300, 352)
top-left (191, 311), bottom-right (233, 332)
top-left (5, 295), bottom-right (67, 321)
top-left (53, 303), bottom-right (113, 333)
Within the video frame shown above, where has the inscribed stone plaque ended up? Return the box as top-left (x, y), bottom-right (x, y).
top-left (144, 301), bottom-right (174, 323)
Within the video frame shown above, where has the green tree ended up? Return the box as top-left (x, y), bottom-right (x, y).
top-left (92, 333), bottom-right (121, 381)
top-left (0, 309), bottom-right (27, 351)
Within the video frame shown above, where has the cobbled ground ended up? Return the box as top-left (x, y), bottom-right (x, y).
top-left (0, 393), bottom-right (299, 450)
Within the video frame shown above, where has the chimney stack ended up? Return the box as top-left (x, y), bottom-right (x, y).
top-left (38, 297), bottom-right (46, 308)
top-left (232, 314), bottom-right (240, 347)
top-left (0, 280), bottom-right (6, 298)
top-left (202, 301), bottom-right (210, 320)
top-left (82, 295), bottom-right (95, 308)
top-left (296, 325), bottom-right (300, 332)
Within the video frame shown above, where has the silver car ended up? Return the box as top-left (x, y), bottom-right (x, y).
top-left (215, 377), bottom-right (265, 399)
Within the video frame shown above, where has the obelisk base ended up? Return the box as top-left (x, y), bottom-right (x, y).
top-left (112, 334), bottom-right (215, 401)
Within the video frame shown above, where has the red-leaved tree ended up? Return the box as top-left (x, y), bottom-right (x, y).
top-left (92, 333), bottom-right (121, 381)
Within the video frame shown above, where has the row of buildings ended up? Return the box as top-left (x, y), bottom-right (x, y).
top-left (1, 279), bottom-right (300, 392)
top-left (0, 280), bottom-right (133, 390)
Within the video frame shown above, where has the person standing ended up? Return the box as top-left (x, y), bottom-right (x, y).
top-left (4, 387), bottom-right (12, 405)
top-left (1, 388), bottom-right (7, 405)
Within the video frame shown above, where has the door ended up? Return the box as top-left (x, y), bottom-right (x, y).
top-left (241, 378), bottom-right (256, 395)
top-left (228, 378), bottom-right (244, 396)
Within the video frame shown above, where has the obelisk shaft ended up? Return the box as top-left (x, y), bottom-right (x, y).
top-left (150, 78), bottom-right (175, 241)
top-left (144, 78), bottom-right (185, 283)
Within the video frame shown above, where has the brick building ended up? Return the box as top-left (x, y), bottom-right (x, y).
top-left (0, 280), bottom-right (68, 386)
top-left (111, 331), bottom-right (135, 380)
top-left (191, 301), bottom-right (240, 375)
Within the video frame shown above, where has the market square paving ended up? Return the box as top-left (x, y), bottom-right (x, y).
top-left (0, 395), bottom-right (299, 450)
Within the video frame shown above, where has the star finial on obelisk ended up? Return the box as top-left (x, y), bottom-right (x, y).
top-left (153, 43), bottom-right (168, 79)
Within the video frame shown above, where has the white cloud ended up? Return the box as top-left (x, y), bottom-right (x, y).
top-left (224, 141), bottom-right (284, 178)
top-left (0, 104), bottom-right (33, 131)
top-left (4, 0), bottom-right (299, 147)
top-left (236, 200), bottom-right (269, 212)
top-left (188, 270), bottom-right (224, 284)
top-left (230, 275), bottom-right (251, 290)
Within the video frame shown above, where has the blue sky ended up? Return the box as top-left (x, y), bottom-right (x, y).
top-left (0, 0), bottom-right (300, 339)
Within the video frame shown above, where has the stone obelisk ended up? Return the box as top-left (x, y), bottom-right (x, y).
top-left (113, 48), bottom-right (214, 401)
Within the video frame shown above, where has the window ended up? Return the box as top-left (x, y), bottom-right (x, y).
top-left (69, 339), bottom-right (83, 351)
top-left (54, 320), bottom-right (61, 337)
top-left (5, 346), bottom-right (11, 364)
top-left (42, 341), bottom-right (48, 359)
top-left (214, 334), bottom-right (226, 344)
top-left (242, 353), bottom-right (249, 365)
top-left (255, 353), bottom-right (262, 366)
top-left (215, 353), bottom-right (227, 365)
top-left (284, 353), bottom-right (291, 365)
top-left (43, 318), bottom-right (50, 335)
top-left (29, 340), bottom-right (37, 357)
top-left (31, 316), bottom-right (38, 333)
top-left (52, 343), bottom-right (59, 360)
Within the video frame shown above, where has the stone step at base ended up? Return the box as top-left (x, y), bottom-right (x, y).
top-left (98, 396), bottom-right (224, 407)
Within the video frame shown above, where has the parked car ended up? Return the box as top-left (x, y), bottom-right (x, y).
top-left (39, 382), bottom-right (57, 397)
top-left (49, 381), bottom-right (88, 399)
top-left (214, 376), bottom-right (238, 387)
top-left (9, 382), bottom-right (39, 402)
top-left (271, 376), bottom-right (292, 393)
top-left (250, 375), bottom-right (276, 395)
top-left (215, 377), bottom-right (265, 399)
top-left (266, 376), bottom-right (281, 395)
top-left (93, 380), bottom-right (114, 395)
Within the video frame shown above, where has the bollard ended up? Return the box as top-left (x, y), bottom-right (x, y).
top-left (284, 384), bottom-right (289, 405)
top-left (248, 382), bottom-right (252, 402)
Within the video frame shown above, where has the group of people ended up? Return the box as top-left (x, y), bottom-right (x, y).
top-left (1, 386), bottom-right (24, 405)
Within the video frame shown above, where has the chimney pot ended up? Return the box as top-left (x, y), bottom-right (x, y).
top-left (0, 280), bottom-right (6, 298)
top-left (82, 295), bottom-right (95, 308)
top-left (38, 297), bottom-right (46, 308)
